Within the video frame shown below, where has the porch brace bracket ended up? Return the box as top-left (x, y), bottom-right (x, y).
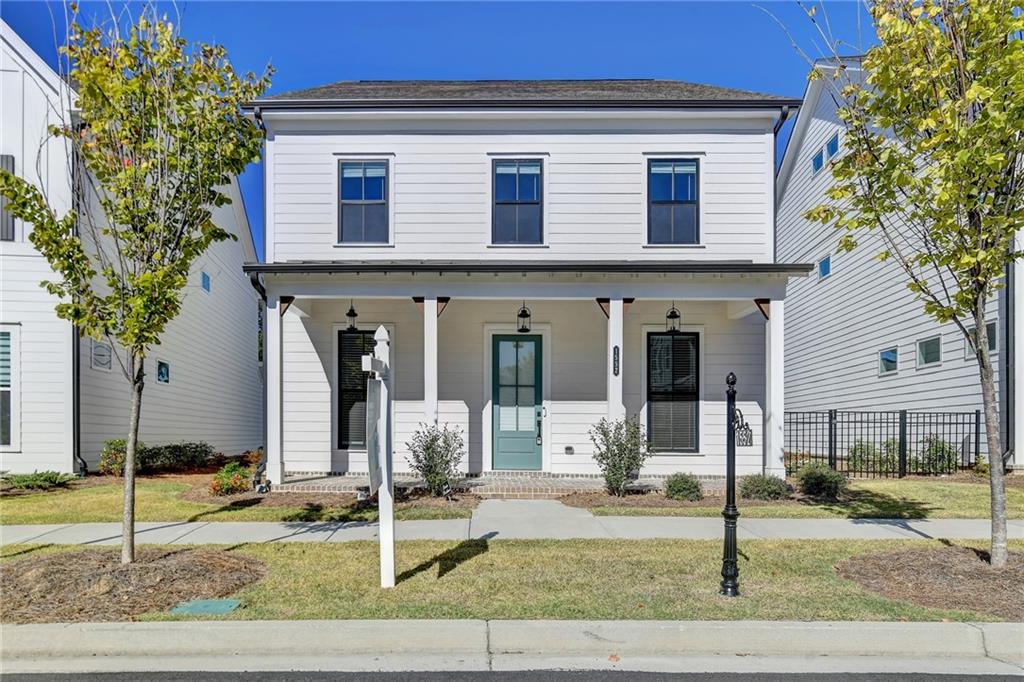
top-left (595, 297), bottom-right (635, 319)
top-left (412, 296), bottom-right (452, 317)
top-left (754, 298), bottom-right (770, 320)
top-left (280, 296), bottom-right (295, 317)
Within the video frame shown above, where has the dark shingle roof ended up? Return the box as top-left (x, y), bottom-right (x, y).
top-left (255, 79), bottom-right (799, 109)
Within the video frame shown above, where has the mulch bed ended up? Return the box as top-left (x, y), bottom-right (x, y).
top-left (836, 545), bottom-right (1024, 621)
top-left (0, 548), bottom-right (265, 623)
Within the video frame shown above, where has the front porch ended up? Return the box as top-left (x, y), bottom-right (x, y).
top-left (256, 264), bottom-right (794, 485)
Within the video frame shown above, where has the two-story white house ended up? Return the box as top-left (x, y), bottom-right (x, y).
top-left (0, 20), bottom-right (264, 474)
top-left (245, 79), bottom-right (809, 484)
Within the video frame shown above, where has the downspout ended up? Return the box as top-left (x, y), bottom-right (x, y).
top-left (71, 124), bottom-right (88, 476)
top-left (247, 108), bottom-right (269, 489)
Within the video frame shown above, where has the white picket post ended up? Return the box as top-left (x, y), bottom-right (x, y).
top-left (374, 325), bottom-right (395, 589)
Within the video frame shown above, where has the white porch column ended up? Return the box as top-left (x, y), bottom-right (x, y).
top-left (423, 295), bottom-right (438, 426)
top-left (266, 294), bottom-right (284, 485)
top-left (607, 297), bottom-right (625, 420)
top-left (765, 299), bottom-right (786, 477)
top-left (1014, 232), bottom-right (1023, 467)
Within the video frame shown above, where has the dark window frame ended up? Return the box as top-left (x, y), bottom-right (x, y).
top-left (338, 159), bottom-right (390, 244)
top-left (646, 158), bottom-right (700, 245)
top-left (491, 158), bottom-right (544, 245)
top-left (646, 331), bottom-right (700, 454)
top-left (337, 328), bottom-right (376, 449)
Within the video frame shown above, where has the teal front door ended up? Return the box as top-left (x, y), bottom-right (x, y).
top-left (492, 335), bottom-right (542, 470)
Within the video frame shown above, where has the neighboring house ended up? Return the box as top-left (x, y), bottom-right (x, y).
top-left (0, 20), bottom-right (264, 474)
top-left (776, 59), bottom-right (1020, 466)
top-left (245, 79), bottom-right (809, 484)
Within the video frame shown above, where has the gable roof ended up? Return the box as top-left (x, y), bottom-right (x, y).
top-left (254, 79), bottom-right (801, 110)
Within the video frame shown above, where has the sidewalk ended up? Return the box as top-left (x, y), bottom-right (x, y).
top-left (3, 499), bottom-right (1021, 545)
top-left (2, 619), bottom-right (1021, 674)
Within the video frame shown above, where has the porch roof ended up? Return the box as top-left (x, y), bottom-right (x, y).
top-left (243, 260), bottom-right (814, 276)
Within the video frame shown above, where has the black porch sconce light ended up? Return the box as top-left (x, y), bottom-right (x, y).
top-left (346, 300), bottom-right (359, 331)
top-left (516, 301), bottom-right (532, 333)
top-left (665, 302), bottom-right (681, 333)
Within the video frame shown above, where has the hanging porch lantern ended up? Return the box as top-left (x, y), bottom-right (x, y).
top-left (516, 301), bottom-right (532, 333)
top-left (665, 302), bottom-right (681, 333)
top-left (346, 300), bottom-right (359, 331)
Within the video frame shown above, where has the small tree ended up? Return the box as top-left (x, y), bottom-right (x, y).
top-left (790, 0), bottom-right (1022, 567)
top-left (405, 423), bottom-right (465, 496)
top-left (589, 416), bottom-right (655, 496)
top-left (0, 5), bottom-right (270, 563)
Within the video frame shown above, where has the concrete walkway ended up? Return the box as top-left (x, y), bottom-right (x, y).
top-left (3, 499), bottom-right (1021, 545)
top-left (2, 619), bottom-right (1021, 674)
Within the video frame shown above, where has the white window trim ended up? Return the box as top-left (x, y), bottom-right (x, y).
top-left (811, 148), bottom-right (826, 176)
top-left (481, 322), bottom-right (552, 473)
top-left (331, 321), bottom-right (396, 456)
top-left (0, 324), bottom-right (21, 452)
top-left (966, 322), bottom-right (997, 360)
top-left (817, 254), bottom-right (832, 280)
top-left (638, 323), bottom-right (706, 457)
top-left (641, 152), bottom-right (706, 248)
top-left (916, 335), bottom-right (943, 369)
top-left (485, 155), bottom-right (550, 248)
top-left (90, 338), bottom-right (113, 372)
top-left (878, 346), bottom-right (899, 377)
top-left (333, 155), bottom-right (397, 248)
top-left (155, 358), bottom-right (171, 385)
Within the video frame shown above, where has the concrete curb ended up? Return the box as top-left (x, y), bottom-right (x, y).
top-left (2, 619), bottom-right (1021, 674)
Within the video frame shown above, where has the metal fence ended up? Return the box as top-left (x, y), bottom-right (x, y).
top-left (784, 410), bottom-right (982, 477)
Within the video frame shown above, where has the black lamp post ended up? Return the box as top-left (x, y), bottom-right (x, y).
top-left (720, 372), bottom-right (740, 597)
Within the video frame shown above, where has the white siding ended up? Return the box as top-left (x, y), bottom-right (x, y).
top-left (777, 88), bottom-right (1002, 418)
top-left (0, 23), bottom-right (75, 473)
top-left (77, 191), bottom-right (264, 465)
top-left (279, 297), bottom-right (767, 477)
top-left (267, 117), bottom-right (776, 263)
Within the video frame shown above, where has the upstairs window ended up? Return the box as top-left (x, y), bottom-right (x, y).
top-left (818, 255), bottom-right (832, 279)
top-left (492, 159), bottom-right (543, 244)
top-left (339, 160), bottom-right (388, 244)
top-left (1, 154), bottom-right (14, 241)
top-left (966, 322), bottom-right (997, 358)
top-left (201, 271), bottom-right (211, 293)
top-left (826, 132), bottom-right (840, 159)
top-left (648, 159), bottom-right (699, 245)
top-left (917, 336), bottom-right (942, 367)
top-left (812, 149), bottom-right (825, 175)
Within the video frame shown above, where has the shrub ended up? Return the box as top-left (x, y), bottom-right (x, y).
top-left (974, 452), bottom-right (991, 476)
top-left (97, 438), bottom-right (147, 477)
top-left (589, 416), bottom-right (655, 497)
top-left (740, 474), bottom-right (791, 501)
top-left (1, 471), bottom-right (77, 490)
top-left (405, 423), bottom-right (465, 496)
top-left (796, 463), bottom-right (847, 499)
top-left (209, 461), bottom-right (252, 496)
top-left (847, 439), bottom-right (898, 474)
top-left (664, 472), bottom-right (702, 502)
top-left (912, 435), bottom-right (959, 474)
top-left (145, 441), bottom-right (215, 472)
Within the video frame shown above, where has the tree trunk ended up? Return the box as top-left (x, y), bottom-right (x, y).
top-left (974, 308), bottom-right (1008, 569)
top-left (121, 351), bottom-right (145, 564)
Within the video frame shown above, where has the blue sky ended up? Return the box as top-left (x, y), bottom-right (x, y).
top-left (2, 1), bottom-right (872, 259)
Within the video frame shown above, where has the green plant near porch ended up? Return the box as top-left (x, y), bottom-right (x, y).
top-left (589, 416), bottom-right (655, 497)
top-left (406, 424), bottom-right (465, 496)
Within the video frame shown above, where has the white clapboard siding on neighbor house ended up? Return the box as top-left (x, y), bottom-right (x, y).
top-left (777, 80), bottom-right (1001, 417)
top-left (267, 117), bottom-right (777, 263)
top-left (0, 21), bottom-right (75, 473)
top-left (78, 188), bottom-right (265, 466)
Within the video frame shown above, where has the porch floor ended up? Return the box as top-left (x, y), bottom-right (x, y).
top-left (278, 472), bottom-right (725, 499)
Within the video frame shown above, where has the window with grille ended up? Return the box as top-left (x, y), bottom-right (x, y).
top-left (338, 160), bottom-right (388, 243)
top-left (647, 331), bottom-right (699, 452)
top-left (492, 159), bottom-right (543, 244)
top-left (648, 159), bottom-right (699, 244)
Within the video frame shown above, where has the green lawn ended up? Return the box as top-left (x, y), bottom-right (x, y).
top-left (3, 539), bottom-right (1011, 622)
top-left (0, 481), bottom-right (470, 524)
top-left (588, 479), bottom-right (1024, 519)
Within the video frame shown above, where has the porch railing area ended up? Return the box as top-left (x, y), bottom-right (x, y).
top-left (784, 409), bottom-right (982, 478)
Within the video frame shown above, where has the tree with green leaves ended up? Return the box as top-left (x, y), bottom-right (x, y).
top-left (0, 4), bottom-right (271, 563)
top-left (795, 0), bottom-right (1022, 568)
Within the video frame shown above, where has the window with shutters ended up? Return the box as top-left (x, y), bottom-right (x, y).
top-left (338, 160), bottom-right (389, 244)
top-left (0, 155), bottom-right (15, 241)
top-left (337, 329), bottom-right (376, 449)
top-left (0, 325), bottom-right (20, 450)
top-left (647, 331), bottom-right (699, 452)
top-left (648, 159), bottom-right (699, 245)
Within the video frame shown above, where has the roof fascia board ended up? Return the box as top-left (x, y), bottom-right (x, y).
top-left (243, 261), bottom-right (813, 276)
top-left (252, 108), bottom-right (793, 124)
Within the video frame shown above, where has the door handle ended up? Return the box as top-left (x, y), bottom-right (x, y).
top-left (536, 415), bottom-right (543, 446)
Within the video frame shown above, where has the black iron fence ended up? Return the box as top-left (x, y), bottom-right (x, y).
top-left (784, 410), bottom-right (982, 477)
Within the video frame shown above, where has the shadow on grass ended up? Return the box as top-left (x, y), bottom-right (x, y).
top-left (0, 544), bottom-right (54, 559)
top-left (187, 497), bottom-right (264, 522)
top-left (798, 488), bottom-right (937, 519)
top-left (397, 532), bottom-right (497, 584)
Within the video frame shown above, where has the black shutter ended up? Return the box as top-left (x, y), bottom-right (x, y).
top-left (338, 330), bottom-right (374, 449)
top-left (647, 332), bottom-right (699, 452)
top-left (0, 155), bottom-right (14, 241)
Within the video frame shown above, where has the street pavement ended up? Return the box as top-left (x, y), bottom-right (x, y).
top-left (3, 499), bottom-right (1021, 545)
